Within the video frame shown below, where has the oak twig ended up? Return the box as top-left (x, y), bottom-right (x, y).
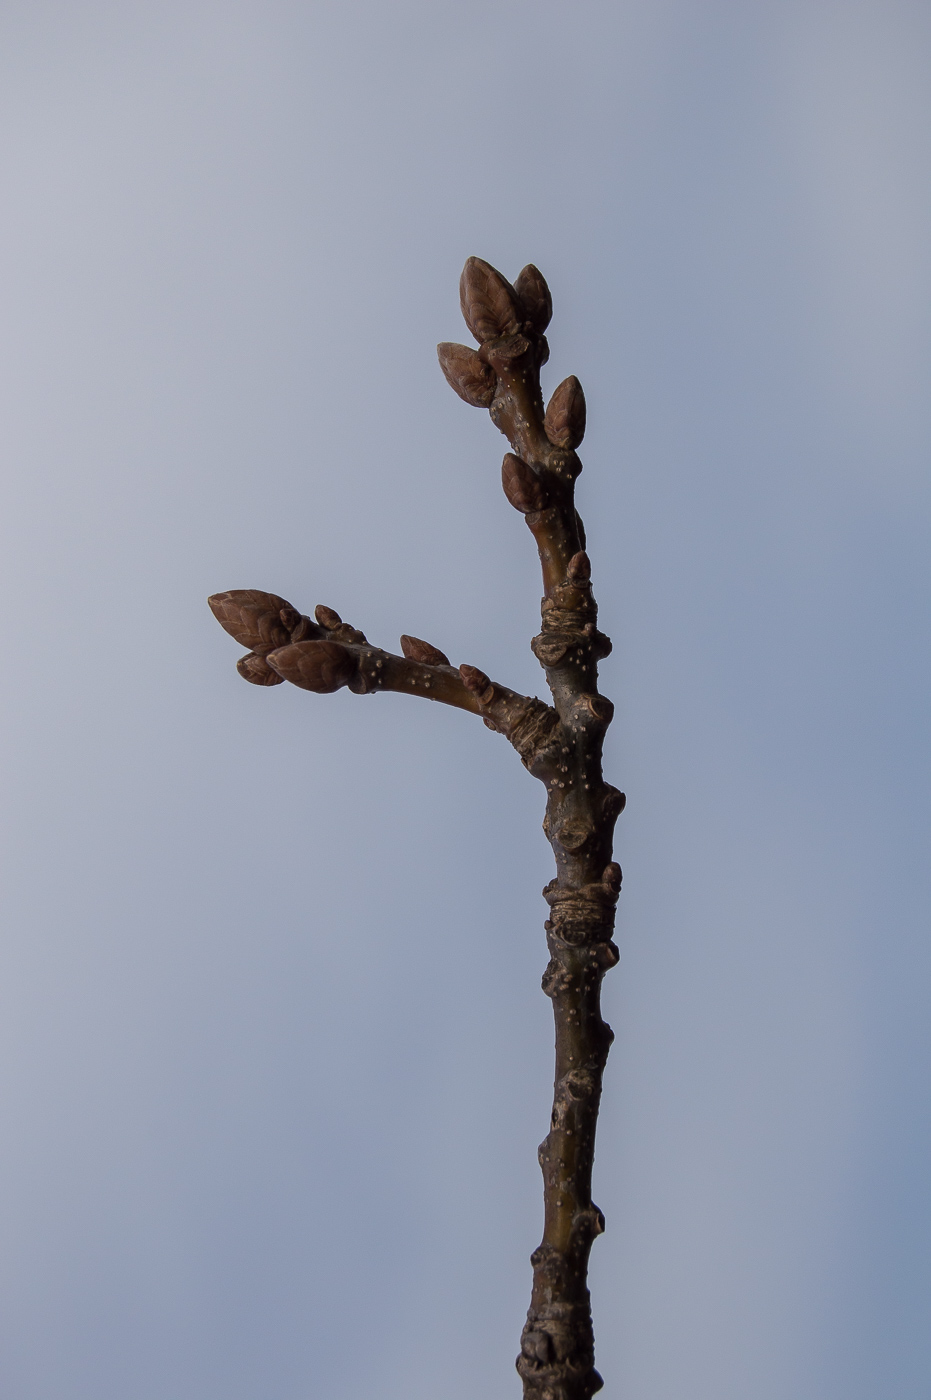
top-left (209, 258), bottom-right (623, 1400)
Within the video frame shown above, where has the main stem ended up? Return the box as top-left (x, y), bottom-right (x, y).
top-left (479, 331), bottom-right (622, 1400)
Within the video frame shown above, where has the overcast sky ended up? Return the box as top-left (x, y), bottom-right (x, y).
top-left (1, 2), bottom-right (930, 1397)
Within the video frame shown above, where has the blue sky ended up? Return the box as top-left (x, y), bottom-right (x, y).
top-left (1, 3), bottom-right (929, 1396)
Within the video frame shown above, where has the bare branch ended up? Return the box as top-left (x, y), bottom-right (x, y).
top-left (209, 256), bottom-right (624, 1400)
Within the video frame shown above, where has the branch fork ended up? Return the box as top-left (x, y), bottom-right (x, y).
top-left (209, 257), bottom-right (622, 1400)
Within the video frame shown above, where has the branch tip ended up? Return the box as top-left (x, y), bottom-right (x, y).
top-left (513, 264), bottom-right (553, 333)
top-left (459, 256), bottom-right (522, 344)
top-left (208, 589), bottom-right (300, 656)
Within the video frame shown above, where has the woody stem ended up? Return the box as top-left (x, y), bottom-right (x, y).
top-left (484, 334), bottom-right (621, 1400)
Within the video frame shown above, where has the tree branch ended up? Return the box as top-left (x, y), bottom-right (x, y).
top-left (208, 256), bottom-right (623, 1400)
top-left (207, 590), bottom-right (560, 773)
top-left (442, 258), bottom-right (623, 1400)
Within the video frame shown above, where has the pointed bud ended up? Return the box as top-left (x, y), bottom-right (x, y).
top-left (290, 614), bottom-right (325, 642)
top-left (459, 664), bottom-right (495, 705)
top-left (459, 257), bottom-right (521, 344)
top-left (209, 589), bottom-right (299, 656)
top-left (237, 652), bottom-right (285, 686)
top-left (437, 342), bottom-right (497, 408)
top-left (567, 550), bottom-right (591, 582)
top-left (513, 264), bottom-right (552, 333)
top-left (544, 375), bottom-right (586, 449)
top-left (502, 453), bottom-right (548, 513)
top-left (314, 604), bottom-right (342, 630)
top-left (400, 635), bottom-right (450, 667)
top-left (266, 640), bottom-right (357, 694)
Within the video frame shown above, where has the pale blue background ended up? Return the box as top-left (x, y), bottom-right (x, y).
top-left (1, 2), bottom-right (929, 1396)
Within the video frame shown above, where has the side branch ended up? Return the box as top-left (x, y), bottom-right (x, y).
top-left (208, 589), bottom-right (560, 774)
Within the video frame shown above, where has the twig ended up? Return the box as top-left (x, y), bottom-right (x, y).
top-left (208, 257), bottom-right (623, 1400)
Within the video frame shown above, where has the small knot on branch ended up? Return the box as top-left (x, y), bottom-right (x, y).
top-left (569, 693), bottom-right (615, 731)
top-left (602, 862), bottom-right (622, 894)
top-left (542, 880), bottom-right (618, 946)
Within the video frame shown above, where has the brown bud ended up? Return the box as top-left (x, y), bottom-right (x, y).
top-left (400, 634), bottom-right (450, 667)
top-left (266, 640), bottom-right (357, 694)
top-left (544, 375), bottom-right (586, 449)
top-left (237, 652), bottom-right (285, 686)
top-left (513, 264), bottom-right (552, 333)
top-left (314, 604), bottom-right (342, 630)
top-left (459, 664), bottom-right (495, 705)
top-left (567, 550), bottom-right (591, 582)
top-left (436, 342), bottom-right (497, 408)
top-left (502, 453), bottom-right (548, 513)
top-left (290, 614), bottom-right (325, 643)
top-left (459, 257), bottom-right (521, 344)
top-left (208, 589), bottom-right (298, 656)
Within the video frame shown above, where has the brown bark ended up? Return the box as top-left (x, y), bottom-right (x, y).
top-left (208, 257), bottom-right (622, 1399)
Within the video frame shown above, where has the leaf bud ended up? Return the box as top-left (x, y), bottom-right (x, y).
top-left (513, 264), bottom-right (552, 333)
top-left (459, 663), bottom-right (495, 705)
top-left (567, 550), bottom-right (591, 582)
top-left (290, 614), bottom-right (325, 643)
top-left (502, 453), bottom-right (548, 513)
top-left (208, 589), bottom-right (298, 656)
top-left (459, 257), bottom-right (521, 344)
top-left (400, 634), bottom-right (450, 667)
top-left (237, 652), bottom-right (285, 686)
top-left (266, 640), bottom-right (357, 694)
top-left (436, 342), bottom-right (497, 408)
top-left (314, 604), bottom-right (342, 630)
top-left (544, 375), bottom-right (586, 449)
